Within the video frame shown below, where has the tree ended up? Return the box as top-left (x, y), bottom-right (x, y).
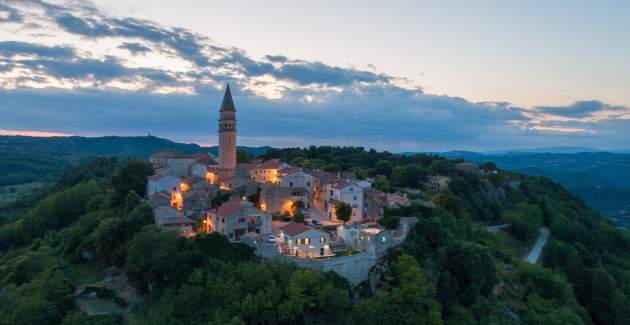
top-left (374, 160), bottom-right (394, 176)
top-left (126, 228), bottom-right (180, 292)
top-left (108, 160), bottom-right (154, 206)
top-left (429, 159), bottom-right (449, 175)
top-left (374, 175), bottom-right (391, 192)
top-left (352, 254), bottom-right (442, 325)
top-left (505, 203), bottom-right (542, 241)
top-left (94, 218), bottom-right (128, 266)
top-left (323, 163), bottom-right (340, 173)
top-left (236, 150), bottom-right (252, 164)
top-left (480, 162), bottom-right (497, 171)
top-left (279, 269), bottom-right (350, 324)
top-left (438, 241), bottom-right (498, 309)
top-left (335, 201), bottom-right (352, 224)
top-left (391, 164), bottom-right (426, 188)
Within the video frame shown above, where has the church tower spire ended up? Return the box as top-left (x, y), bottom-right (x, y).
top-left (218, 83), bottom-right (237, 180)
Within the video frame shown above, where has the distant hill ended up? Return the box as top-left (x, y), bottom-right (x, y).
top-left (0, 135), bottom-right (270, 186)
top-left (484, 146), bottom-right (604, 154)
top-left (438, 150), bottom-right (630, 228)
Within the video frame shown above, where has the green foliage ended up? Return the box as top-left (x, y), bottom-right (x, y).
top-left (374, 160), bottom-right (394, 176)
top-left (373, 175), bottom-right (391, 192)
top-left (352, 254), bottom-right (442, 325)
top-left (429, 159), bottom-right (450, 175)
top-left (323, 163), bottom-right (340, 173)
top-left (334, 201), bottom-right (352, 224)
top-left (236, 150), bottom-right (252, 164)
top-left (18, 181), bottom-right (101, 245)
top-left (505, 203), bottom-right (543, 241)
top-left (437, 241), bottom-right (498, 309)
top-left (108, 160), bottom-right (154, 206)
top-left (0, 265), bottom-right (74, 325)
top-left (391, 164), bottom-right (427, 188)
top-left (3, 147), bottom-right (630, 324)
top-left (125, 228), bottom-right (181, 292)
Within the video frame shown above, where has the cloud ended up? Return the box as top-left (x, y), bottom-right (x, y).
top-left (0, 0), bottom-right (627, 151)
top-left (0, 3), bottom-right (22, 23)
top-left (118, 42), bottom-right (151, 55)
top-left (0, 41), bottom-right (75, 59)
top-left (271, 61), bottom-right (390, 86)
top-left (535, 100), bottom-right (627, 118)
top-left (54, 13), bottom-right (211, 67)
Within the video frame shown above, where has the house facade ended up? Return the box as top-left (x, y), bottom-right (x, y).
top-left (153, 205), bottom-right (195, 237)
top-left (276, 222), bottom-right (333, 258)
top-left (147, 174), bottom-right (181, 196)
top-left (324, 179), bottom-right (368, 223)
top-left (208, 198), bottom-right (272, 241)
top-left (280, 170), bottom-right (313, 194)
top-left (252, 159), bottom-right (290, 184)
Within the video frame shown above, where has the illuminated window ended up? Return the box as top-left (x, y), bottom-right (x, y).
top-left (296, 239), bottom-right (302, 245)
top-left (382, 236), bottom-right (386, 242)
top-left (320, 237), bottom-right (326, 243)
top-left (304, 238), bottom-right (310, 245)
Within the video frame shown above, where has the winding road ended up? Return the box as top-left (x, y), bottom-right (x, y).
top-left (525, 227), bottom-right (550, 264)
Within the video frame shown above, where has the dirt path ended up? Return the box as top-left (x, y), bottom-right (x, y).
top-left (525, 227), bottom-right (550, 264)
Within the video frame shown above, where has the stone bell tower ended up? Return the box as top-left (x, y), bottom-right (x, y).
top-left (218, 83), bottom-right (237, 180)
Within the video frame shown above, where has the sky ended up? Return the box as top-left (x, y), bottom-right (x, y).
top-left (0, 0), bottom-right (629, 152)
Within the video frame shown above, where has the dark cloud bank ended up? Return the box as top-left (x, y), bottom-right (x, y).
top-left (0, 0), bottom-right (628, 151)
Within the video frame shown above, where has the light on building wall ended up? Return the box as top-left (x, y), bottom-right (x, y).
top-left (180, 182), bottom-right (189, 192)
top-left (260, 202), bottom-right (267, 211)
top-left (206, 172), bottom-right (216, 184)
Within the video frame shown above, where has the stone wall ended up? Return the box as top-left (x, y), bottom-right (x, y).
top-left (279, 253), bottom-right (379, 286)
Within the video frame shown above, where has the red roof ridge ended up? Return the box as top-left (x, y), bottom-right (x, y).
top-left (279, 221), bottom-right (311, 236)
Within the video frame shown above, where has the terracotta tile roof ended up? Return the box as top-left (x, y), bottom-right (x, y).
top-left (308, 170), bottom-right (337, 183)
top-left (280, 167), bottom-right (302, 176)
top-left (153, 206), bottom-right (194, 225)
top-left (332, 179), bottom-right (359, 190)
top-left (215, 198), bottom-right (250, 217)
top-left (195, 155), bottom-right (218, 165)
top-left (279, 222), bottom-right (311, 236)
top-left (237, 163), bottom-right (257, 171)
top-left (259, 159), bottom-right (283, 169)
top-left (151, 151), bottom-right (212, 160)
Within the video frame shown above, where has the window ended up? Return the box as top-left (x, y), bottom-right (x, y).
top-left (289, 182), bottom-right (293, 187)
top-left (238, 218), bottom-right (245, 223)
top-left (350, 187), bottom-right (353, 191)
top-left (307, 182), bottom-right (311, 187)
top-left (320, 248), bottom-right (324, 256)
top-left (320, 237), bottom-right (326, 243)
top-left (296, 239), bottom-right (302, 245)
top-left (382, 236), bottom-right (386, 242)
top-left (221, 217), bottom-right (225, 223)
top-left (353, 195), bottom-right (357, 200)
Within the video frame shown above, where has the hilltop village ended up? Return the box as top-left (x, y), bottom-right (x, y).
top-left (144, 84), bottom-right (485, 282)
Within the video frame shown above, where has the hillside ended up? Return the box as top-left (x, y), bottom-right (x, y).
top-left (0, 135), bottom-right (269, 187)
top-left (440, 151), bottom-right (630, 229)
top-left (1, 146), bottom-right (628, 324)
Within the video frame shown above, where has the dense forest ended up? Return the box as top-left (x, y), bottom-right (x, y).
top-left (441, 150), bottom-right (630, 229)
top-left (1, 145), bottom-right (629, 324)
top-left (0, 135), bottom-right (269, 187)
